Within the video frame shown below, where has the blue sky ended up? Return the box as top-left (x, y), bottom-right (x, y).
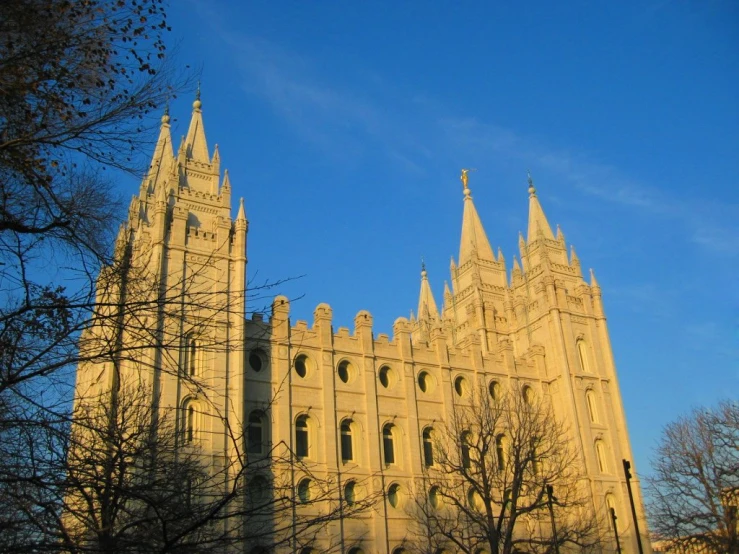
top-left (143, 1), bottom-right (738, 482)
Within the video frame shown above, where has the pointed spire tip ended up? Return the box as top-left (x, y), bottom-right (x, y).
top-left (527, 170), bottom-right (536, 196)
top-left (193, 81), bottom-right (202, 110)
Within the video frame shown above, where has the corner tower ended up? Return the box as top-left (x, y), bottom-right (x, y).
top-left (431, 170), bottom-right (651, 554)
top-left (75, 94), bottom-right (248, 460)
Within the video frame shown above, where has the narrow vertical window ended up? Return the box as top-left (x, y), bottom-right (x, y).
top-left (189, 338), bottom-right (197, 376)
top-left (586, 390), bottom-right (599, 423)
top-left (185, 477), bottom-right (193, 510)
top-left (423, 428), bottom-right (434, 467)
top-left (340, 420), bottom-right (353, 462)
top-left (578, 340), bottom-right (591, 373)
top-left (596, 440), bottom-right (608, 473)
top-left (186, 404), bottom-right (195, 443)
top-left (344, 480), bottom-right (357, 505)
top-left (461, 431), bottom-right (471, 469)
top-left (383, 425), bottom-right (395, 465)
top-left (605, 494), bottom-right (617, 530)
top-left (296, 416), bottom-right (309, 458)
top-left (496, 434), bottom-right (506, 472)
top-left (248, 411), bottom-right (264, 454)
top-left (522, 385), bottom-right (533, 405)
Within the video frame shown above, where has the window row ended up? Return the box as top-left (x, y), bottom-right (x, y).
top-left (291, 417), bottom-right (515, 475)
top-left (290, 354), bottom-right (538, 404)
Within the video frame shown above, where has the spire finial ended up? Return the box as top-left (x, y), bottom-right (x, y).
top-left (162, 100), bottom-right (170, 124)
top-left (461, 168), bottom-right (475, 198)
top-left (421, 256), bottom-right (427, 277)
top-left (193, 81), bottom-right (202, 110)
top-left (527, 170), bottom-right (536, 196)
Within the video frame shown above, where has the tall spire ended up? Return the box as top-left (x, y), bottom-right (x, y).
top-left (146, 108), bottom-right (174, 191)
top-left (459, 169), bottom-right (495, 264)
top-left (417, 260), bottom-right (440, 321)
top-left (184, 85), bottom-right (210, 163)
top-left (236, 197), bottom-right (246, 222)
top-left (526, 171), bottom-right (555, 242)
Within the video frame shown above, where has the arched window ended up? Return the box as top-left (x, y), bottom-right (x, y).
top-left (387, 483), bottom-right (402, 508)
top-left (340, 420), bottom-right (353, 462)
top-left (586, 390), bottom-right (599, 423)
top-left (347, 548), bottom-right (364, 554)
top-left (496, 434), bottom-right (507, 472)
top-left (489, 380), bottom-right (501, 401)
top-left (183, 400), bottom-right (199, 443)
top-left (578, 340), bottom-right (591, 372)
top-left (248, 411), bottom-right (265, 454)
top-left (392, 548), bottom-right (406, 554)
top-left (383, 424), bottom-right (395, 465)
top-left (295, 416), bottom-right (309, 459)
top-left (297, 478), bottom-right (312, 503)
top-left (428, 485), bottom-right (441, 509)
top-left (522, 385), bottom-right (533, 405)
top-left (461, 431), bottom-right (472, 469)
top-left (595, 440), bottom-right (608, 473)
top-left (605, 493), bottom-right (617, 530)
top-left (530, 435), bottom-right (540, 475)
top-left (423, 427), bottom-right (434, 467)
top-left (344, 480), bottom-right (357, 506)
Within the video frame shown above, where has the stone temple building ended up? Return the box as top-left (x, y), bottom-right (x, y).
top-left (73, 96), bottom-right (652, 553)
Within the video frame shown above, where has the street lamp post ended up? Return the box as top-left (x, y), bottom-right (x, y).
top-left (546, 484), bottom-right (560, 554)
top-left (611, 507), bottom-right (622, 554)
top-left (623, 459), bottom-right (644, 554)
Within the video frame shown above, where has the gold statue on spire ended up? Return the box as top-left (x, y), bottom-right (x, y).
top-left (461, 168), bottom-right (475, 190)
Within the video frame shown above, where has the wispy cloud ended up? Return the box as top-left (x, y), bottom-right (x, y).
top-left (197, 6), bottom-right (739, 257)
top-left (437, 116), bottom-right (739, 256)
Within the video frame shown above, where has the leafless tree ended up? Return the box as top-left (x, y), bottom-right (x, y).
top-left (648, 400), bottom-right (739, 554)
top-left (408, 385), bottom-right (601, 554)
top-left (0, 228), bottom-right (374, 551)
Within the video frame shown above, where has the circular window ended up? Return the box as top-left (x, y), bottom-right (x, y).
top-left (467, 488), bottom-right (483, 510)
top-left (429, 485), bottom-right (441, 509)
top-left (489, 380), bottom-right (500, 401)
top-left (344, 480), bottom-right (356, 506)
top-left (387, 483), bottom-right (403, 508)
top-left (297, 478), bottom-right (312, 503)
top-left (337, 359), bottom-right (355, 384)
top-left (247, 475), bottom-right (268, 504)
top-left (454, 375), bottom-right (469, 397)
top-left (294, 354), bottom-right (313, 379)
top-left (418, 371), bottom-right (435, 394)
top-left (249, 349), bottom-right (266, 372)
top-left (379, 365), bottom-right (396, 389)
